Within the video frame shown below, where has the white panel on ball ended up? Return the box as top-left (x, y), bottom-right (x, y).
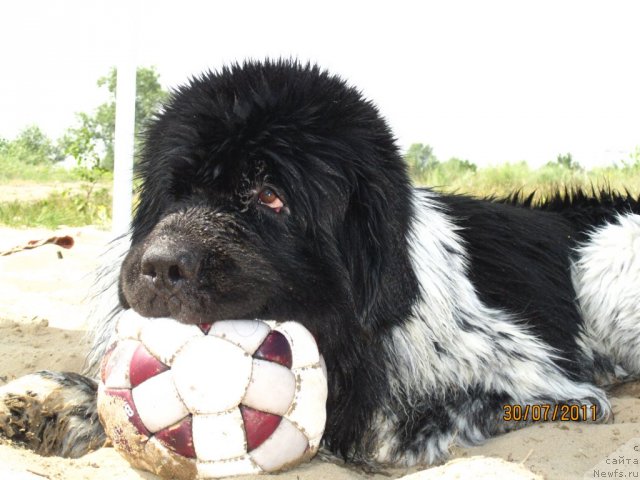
top-left (197, 455), bottom-right (261, 478)
top-left (192, 408), bottom-right (247, 462)
top-left (139, 317), bottom-right (204, 365)
top-left (209, 320), bottom-right (271, 354)
top-left (115, 309), bottom-right (149, 340)
top-left (285, 365), bottom-right (328, 441)
top-left (275, 321), bottom-right (320, 368)
top-left (103, 339), bottom-right (139, 389)
top-left (131, 370), bottom-right (189, 433)
top-left (249, 417), bottom-right (308, 472)
top-left (242, 359), bottom-right (296, 415)
top-left (172, 336), bottom-right (252, 413)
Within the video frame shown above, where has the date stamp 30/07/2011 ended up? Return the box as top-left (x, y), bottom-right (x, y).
top-left (502, 403), bottom-right (599, 422)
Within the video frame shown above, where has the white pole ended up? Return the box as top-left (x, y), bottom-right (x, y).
top-left (112, 2), bottom-right (138, 236)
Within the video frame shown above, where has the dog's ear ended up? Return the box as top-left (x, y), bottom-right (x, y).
top-left (339, 172), bottom-right (416, 332)
top-left (341, 191), bottom-right (386, 328)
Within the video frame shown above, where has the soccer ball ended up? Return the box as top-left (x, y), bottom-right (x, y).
top-left (97, 310), bottom-right (328, 479)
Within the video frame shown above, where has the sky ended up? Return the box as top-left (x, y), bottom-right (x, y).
top-left (1, 0), bottom-right (640, 167)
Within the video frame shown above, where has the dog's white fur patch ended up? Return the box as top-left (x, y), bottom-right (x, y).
top-left (573, 213), bottom-right (640, 377)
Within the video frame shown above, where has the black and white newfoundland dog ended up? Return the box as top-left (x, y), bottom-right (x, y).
top-left (2, 60), bottom-right (640, 467)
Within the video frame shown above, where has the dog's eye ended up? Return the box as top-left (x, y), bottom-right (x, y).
top-left (257, 188), bottom-right (284, 213)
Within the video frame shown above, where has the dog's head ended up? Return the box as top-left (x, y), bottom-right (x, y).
top-left (120, 60), bottom-right (418, 338)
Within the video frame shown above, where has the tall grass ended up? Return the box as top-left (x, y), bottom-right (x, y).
top-left (0, 155), bottom-right (88, 183)
top-left (0, 152), bottom-right (113, 227)
top-left (412, 160), bottom-right (640, 200)
top-left (0, 188), bottom-right (111, 228)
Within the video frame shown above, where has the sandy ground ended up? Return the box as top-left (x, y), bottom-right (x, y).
top-left (0, 226), bottom-right (638, 479)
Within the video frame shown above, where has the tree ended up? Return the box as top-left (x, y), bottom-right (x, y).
top-left (622, 146), bottom-right (640, 169)
top-left (443, 157), bottom-right (477, 174)
top-left (3, 125), bottom-right (61, 165)
top-left (60, 113), bottom-right (103, 170)
top-left (62, 66), bottom-right (169, 170)
top-left (405, 143), bottom-right (439, 176)
top-left (554, 152), bottom-right (582, 171)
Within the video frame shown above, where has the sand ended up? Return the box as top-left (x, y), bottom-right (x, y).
top-left (0, 226), bottom-right (638, 480)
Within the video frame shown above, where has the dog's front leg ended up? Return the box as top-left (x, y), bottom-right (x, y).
top-left (0, 370), bottom-right (106, 458)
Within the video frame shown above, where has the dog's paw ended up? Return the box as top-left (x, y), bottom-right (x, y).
top-left (0, 371), bottom-right (106, 458)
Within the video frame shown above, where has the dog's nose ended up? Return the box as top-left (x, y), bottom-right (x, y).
top-left (141, 243), bottom-right (200, 293)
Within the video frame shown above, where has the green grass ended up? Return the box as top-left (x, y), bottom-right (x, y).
top-left (0, 188), bottom-right (112, 228)
top-left (0, 153), bottom-right (114, 228)
top-left (414, 161), bottom-right (640, 200)
top-left (0, 159), bottom-right (81, 183)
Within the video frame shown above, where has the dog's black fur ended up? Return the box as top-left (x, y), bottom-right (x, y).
top-left (2, 59), bottom-right (640, 467)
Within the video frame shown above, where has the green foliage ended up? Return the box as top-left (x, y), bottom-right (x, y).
top-left (405, 143), bottom-right (439, 177)
top-left (620, 146), bottom-right (640, 169)
top-left (0, 126), bottom-right (83, 182)
top-left (0, 121), bottom-right (111, 184)
top-left (549, 152), bottom-right (582, 171)
top-left (62, 66), bottom-right (169, 170)
top-left (0, 188), bottom-right (111, 228)
top-left (0, 125), bottom-right (62, 166)
top-left (0, 159), bottom-right (76, 182)
top-left (406, 143), bottom-right (640, 200)
top-left (0, 66), bottom-right (165, 229)
top-left (59, 112), bottom-right (103, 171)
top-left (421, 157), bottom-right (477, 188)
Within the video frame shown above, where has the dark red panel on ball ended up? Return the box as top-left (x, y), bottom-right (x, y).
top-left (155, 415), bottom-right (196, 458)
top-left (129, 344), bottom-right (169, 388)
top-left (240, 405), bottom-right (282, 451)
top-left (103, 388), bottom-right (150, 437)
top-left (253, 331), bottom-right (292, 368)
top-left (198, 323), bottom-right (213, 334)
